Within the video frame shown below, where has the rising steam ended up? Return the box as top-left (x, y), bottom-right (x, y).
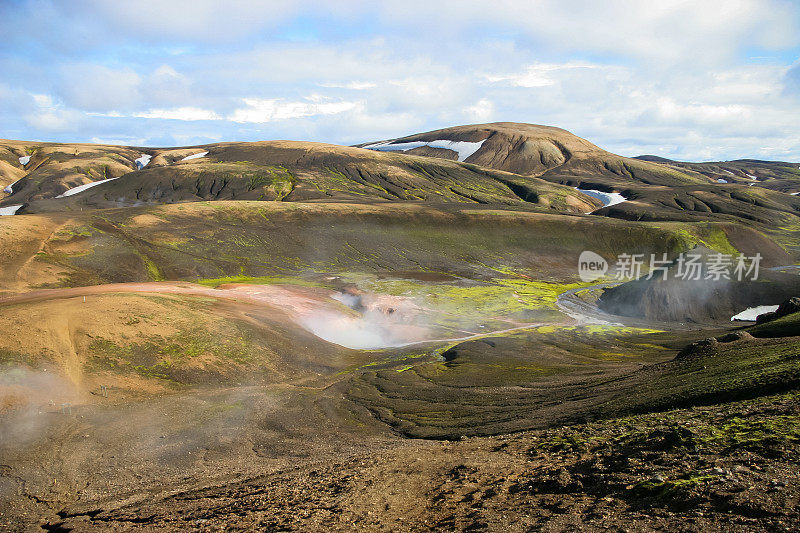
top-left (298, 289), bottom-right (433, 349)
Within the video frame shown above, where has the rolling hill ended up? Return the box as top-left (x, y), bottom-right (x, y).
top-left (1, 138), bottom-right (603, 216)
top-left (634, 155), bottom-right (800, 194)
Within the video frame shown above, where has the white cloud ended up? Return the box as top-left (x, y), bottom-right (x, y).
top-left (465, 99), bottom-right (494, 122)
top-left (382, 0), bottom-right (800, 67)
top-left (80, 0), bottom-right (303, 41)
top-left (59, 63), bottom-right (142, 111)
top-left (31, 93), bottom-right (55, 107)
top-left (145, 65), bottom-right (193, 104)
top-left (2, 0), bottom-right (799, 159)
top-left (24, 110), bottom-right (81, 132)
top-left (90, 136), bottom-right (149, 146)
top-left (653, 98), bottom-right (751, 127)
top-left (228, 97), bottom-right (361, 123)
top-left (486, 62), bottom-right (607, 88)
top-left (319, 81), bottom-right (377, 90)
top-left (23, 92), bottom-right (82, 132)
top-left (134, 107), bottom-right (221, 121)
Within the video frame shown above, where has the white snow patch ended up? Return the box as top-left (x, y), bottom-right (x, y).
top-left (730, 305), bottom-right (779, 322)
top-left (792, 191), bottom-right (799, 196)
top-left (56, 177), bottom-right (120, 198)
top-left (363, 139), bottom-right (486, 162)
top-left (135, 154), bottom-right (151, 170)
top-left (0, 204), bottom-right (23, 216)
top-left (722, 169), bottom-right (735, 175)
top-left (745, 173), bottom-right (758, 181)
top-left (4, 179), bottom-right (20, 194)
top-left (363, 141), bottom-right (426, 152)
top-left (717, 178), bottom-right (728, 183)
top-left (180, 151), bottom-right (208, 161)
top-left (18, 156), bottom-right (30, 165)
top-left (575, 188), bottom-right (628, 212)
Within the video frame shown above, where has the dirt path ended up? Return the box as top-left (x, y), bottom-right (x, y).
top-left (44, 313), bottom-right (84, 393)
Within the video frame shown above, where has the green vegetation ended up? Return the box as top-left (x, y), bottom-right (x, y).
top-left (344, 273), bottom-right (594, 327)
top-left (86, 326), bottom-right (263, 384)
top-left (703, 414), bottom-right (800, 452)
top-left (632, 472), bottom-right (717, 499)
top-left (138, 251), bottom-right (165, 281)
top-left (346, 327), bottom-right (676, 439)
top-left (245, 166), bottom-right (296, 200)
top-left (601, 337), bottom-right (800, 416)
top-left (0, 348), bottom-right (34, 367)
top-left (747, 312), bottom-right (800, 338)
top-left (196, 275), bottom-right (323, 288)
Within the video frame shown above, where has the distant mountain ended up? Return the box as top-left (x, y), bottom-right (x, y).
top-left (634, 155), bottom-right (674, 163)
top-left (634, 155), bottom-right (800, 194)
top-left (359, 123), bottom-right (800, 230)
top-left (359, 122), bottom-right (708, 187)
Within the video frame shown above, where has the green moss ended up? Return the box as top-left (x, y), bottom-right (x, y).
top-left (0, 348), bottom-right (34, 367)
top-left (702, 415), bottom-right (800, 451)
top-left (600, 337), bottom-right (800, 415)
top-left (668, 224), bottom-right (739, 255)
top-left (633, 472), bottom-right (717, 499)
top-left (139, 252), bottom-right (165, 281)
top-left (747, 312), bottom-right (800, 338)
top-left (196, 275), bottom-right (322, 288)
top-left (531, 433), bottom-right (597, 452)
top-left (246, 166), bottom-right (296, 200)
top-left (86, 326), bottom-right (260, 383)
top-left (344, 273), bottom-right (594, 327)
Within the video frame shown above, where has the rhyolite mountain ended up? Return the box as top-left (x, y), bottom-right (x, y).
top-left (359, 123), bottom-right (800, 227)
top-left (2, 122), bottom-right (799, 252)
top-left (0, 138), bottom-right (602, 215)
top-left (634, 155), bottom-right (800, 194)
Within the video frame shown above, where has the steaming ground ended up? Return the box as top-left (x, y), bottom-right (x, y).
top-left (0, 199), bottom-right (797, 530)
top-left (0, 275), bottom-right (563, 528)
top-left (2, 269), bottom-right (796, 531)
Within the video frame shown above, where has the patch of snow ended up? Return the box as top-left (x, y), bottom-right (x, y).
top-left (363, 141), bottom-right (426, 151)
top-left (180, 151), bottom-right (208, 161)
top-left (745, 173), bottom-right (758, 181)
top-left (3, 179), bottom-right (20, 194)
top-left (135, 154), bottom-right (151, 170)
top-left (0, 204), bottom-right (22, 216)
top-left (792, 191), bottom-right (799, 196)
top-left (717, 178), bottom-right (728, 183)
top-left (722, 169), bottom-right (735, 175)
top-left (575, 188), bottom-right (628, 212)
top-left (363, 139), bottom-right (486, 162)
top-left (55, 177), bottom-right (120, 198)
top-left (19, 155), bottom-right (30, 165)
top-left (730, 305), bottom-right (779, 322)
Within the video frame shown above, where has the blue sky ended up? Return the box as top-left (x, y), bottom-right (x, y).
top-left (1, 0), bottom-right (799, 161)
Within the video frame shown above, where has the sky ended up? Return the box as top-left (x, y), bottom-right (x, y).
top-left (0, 0), bottom-right (799, 161)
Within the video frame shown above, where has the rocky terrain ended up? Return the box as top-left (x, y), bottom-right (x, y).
top-left (0, 123), bottom-right (798, 531)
